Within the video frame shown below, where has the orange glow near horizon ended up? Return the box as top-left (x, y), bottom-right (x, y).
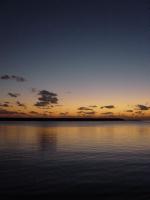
top-left (0, 84), bottom-right (150, 119)
top-left (0, 99), bottom-right (150, 119)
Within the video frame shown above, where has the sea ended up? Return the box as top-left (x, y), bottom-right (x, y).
top-left (0, 121), bottom-right (150, 199)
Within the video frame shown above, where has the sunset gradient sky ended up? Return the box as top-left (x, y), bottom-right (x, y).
top-left (0, 0), bottom-right (150, 119)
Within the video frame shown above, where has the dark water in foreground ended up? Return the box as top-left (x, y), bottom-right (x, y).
top-left (0, 121), bottom-right (150, 198)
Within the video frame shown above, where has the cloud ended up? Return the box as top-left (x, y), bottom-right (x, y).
top-left (16, 101), bottom-right (26, 107)
top-left (31, 111), bottom-right (46, 115)
top-left (101, 105), bottom-right (115, 109)
top-left (78, 107), bottom-right (93, 111)
top-left (84, 111), bottom-right (95, 115)
top-left (0, 75), bottom-right (26, 82)
top-left (60, 112), bottom-right (69, 116)
top-left (77, 107), bottom-right (95, 115)
top-left (0, 103), bottom-right (9, 107)
top-left (136, 104), bottom-right (150, 111)
top-left (0, 108), bottom-right (25, 116)
top-left (0, 75), bottom-right (10, 80)
top-left (44, 111), bottom-right (53, 114)
top-left (34, 102), bottom-right (48, 107)
top-left (77, 111), bottom-right (96, 115)
top-left (11, 75), bottom-right (26, 82)
top-left (35, 90), bottom-right (58, 107)
top-left (102, 112), bottom-right (113, 115)
top-left (134, 111), bottom-right (144, 116)
top-left (89, 105), bottom-right (97, 108)
top-left (8, 93), bottom-right (20, 98)
top-left (30, 111), bottom-right (40, 115)
top-left (29, 111), bottom-right (53, 117)
top-left (126, 110), bottom-right (133, 113)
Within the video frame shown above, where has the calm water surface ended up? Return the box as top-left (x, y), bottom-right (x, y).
top-left (0, 121), bottom-right (150, 198)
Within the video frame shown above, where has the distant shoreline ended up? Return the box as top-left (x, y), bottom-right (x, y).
top-left (0, 117), bottom-right (125, 121)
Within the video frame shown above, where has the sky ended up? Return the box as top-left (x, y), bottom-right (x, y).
top-left (0, 0), bottom-right (150, 119)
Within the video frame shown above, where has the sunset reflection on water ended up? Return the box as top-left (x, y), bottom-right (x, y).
top-left (0, 121), bottom-right (150, 197)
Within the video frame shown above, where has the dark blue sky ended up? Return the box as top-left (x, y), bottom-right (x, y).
top-left (0, 0), bottom-right (150, 117)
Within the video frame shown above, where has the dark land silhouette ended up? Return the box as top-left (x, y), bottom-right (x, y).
top-left (0, 117), bottom-right (125, 121)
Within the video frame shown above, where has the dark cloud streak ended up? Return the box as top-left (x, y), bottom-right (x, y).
top-left (8, 93), bottom-right (20, 98)
top-left (136, 104), bottom-right (150, 111)
top-left (0, 75), bottom-right (26, 82)
top-left (102, 112), bottom-right (113, 115)
top-left (0, 108), bottom-right (26, 116)
top-left (78, 107), bottom-right (93, 111)
top-left (101, 105), bottom-right (115, 109)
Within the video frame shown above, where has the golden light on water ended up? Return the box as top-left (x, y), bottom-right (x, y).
top-left (1, 123), bottom-right (150, 152)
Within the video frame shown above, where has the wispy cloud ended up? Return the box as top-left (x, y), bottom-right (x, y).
top-left (102, 112), bottom-right (113, 115)
top-left (77, 111), bottom-right (96, 115)
top-left (78, 107), bottom-right (93, 111)
top-left (8, 93), bottom-right (20, 98)
top-left (0, 75), bottom-right (26, 82)
top-left (60, 112), bottom-right (69, 116)
top-left (89, 105), bottom-right (97, 108)
top-left (0, 103), bottom-right (9, 107)
top-left (84, 111), bottom-right (95, 115)
top-left (11, 75), bottom-right (26, 82)
top-left (136, 104), bottom-right (150, 111)
top-left (126, 110), bottom-right (133, 113)
top-left (134, 111), bottom-right (144, 115)
top-left (101, 105), bottom-right (115, 109)
top-left (0, 108), bottom-right (26, 116)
